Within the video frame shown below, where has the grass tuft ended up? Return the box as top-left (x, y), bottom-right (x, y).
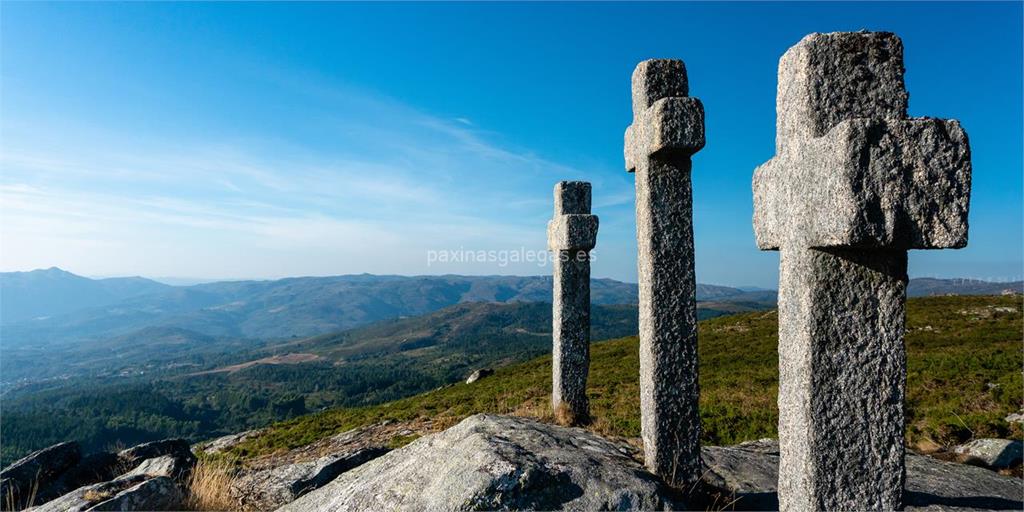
top-left (184, 457), bottom-right (239, 511)
top-left (554, 402), bottom-right (590, 427)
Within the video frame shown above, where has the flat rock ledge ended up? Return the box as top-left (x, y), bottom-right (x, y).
top-left (703, 439), bottom-right (1024, 511)
top-left (33, 474), bottom-right (182, 512)
top-left (278, 414), bottom-right (681, 511)
top-left (279, 415), bottom-right (1023, 512)
top-left (231, 447), bottom-right (389, 511)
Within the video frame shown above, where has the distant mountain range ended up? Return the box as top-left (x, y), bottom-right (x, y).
top-left (0, 267), bottom-right (172, 323)
top-left (2, 269), bottom-right (1018, 336)
top-left (907, 277), bottom-right (1023, 297)
top-left (0, 268), bottom-right (1018, 387)
top-left (0, 268), bottom-right (769, 345)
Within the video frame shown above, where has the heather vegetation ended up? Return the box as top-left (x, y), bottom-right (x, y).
top-left (227, 295), bottom-right (1023, 460)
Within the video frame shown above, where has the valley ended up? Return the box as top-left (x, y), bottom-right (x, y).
top-left (1, 269), bottom-right (1019, 467)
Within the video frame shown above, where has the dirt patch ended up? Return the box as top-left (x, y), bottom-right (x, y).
top-left (189, 353), bottom-right (322, 376)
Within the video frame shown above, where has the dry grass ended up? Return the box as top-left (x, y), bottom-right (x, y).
top-left (81, 488), bottom-right (115, 502)
top-left (184, 458), bottom-right (238, 511)
top-left (553, 402), bottom-right (590, 427)
top-left (3, 473), bottom-right (39, 511)
top-left (510, 396), bottom-right (554, 421)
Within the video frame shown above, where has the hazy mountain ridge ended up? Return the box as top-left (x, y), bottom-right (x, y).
top-left (0, 267), bottom-right (172, 323)
top-left (908, 277), bottom-right (1023, 297)
top-left (1, 269), bottom-right (1016, 388)
top-left (0, 271), bottom-right (752, 345)
top-left (2, 270), bottom-right (1017, 341)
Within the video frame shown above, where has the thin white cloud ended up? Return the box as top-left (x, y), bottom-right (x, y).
top-left (0, 76), bottom-right (600, 278)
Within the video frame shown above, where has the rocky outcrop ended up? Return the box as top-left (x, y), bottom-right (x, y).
top-left (0, 441), bottom-right (81, 509)
top-left (701, 439), bottom-right (1024, 511)
top-left (954, 439), bottom-right (1023, 470)
top-left (197, 429), bottom-right (265, 456)
top-left (33, 452), bottom-right (121, 504)
top-left (34, 474), bottom-right (182, 512)
top-left (700, 439), bottom-right (781, 509)
top-left (86, 476), bottom-right (183, 511)
top-left (465, 368), bottom-right (494, 384)
top-left (1, 439), bottom-right (195, 511)
top-left (121, 454), bottom-right (193, 480)
top-left (276, 417), bottom-right (1023, 512)
top-left (117, 439), bottom-right (196, 472)
top-left (231, 448), bottom-right (389, 511)
top-left (278, 414), bottom-right (681, 511)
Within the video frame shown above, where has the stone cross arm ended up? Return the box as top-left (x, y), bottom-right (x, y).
top-left (549, 181), bottom-right (598, 252)
top-left (548, 215), bottom-right (599, 252)
top-left (625, 97), bottom-right (705, 172)
top-left (624, 59), bottom-right (705, 173)
top-left (754, 116), bottom-right (971, 251)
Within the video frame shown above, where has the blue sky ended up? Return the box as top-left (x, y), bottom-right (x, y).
top-left (1, 2), bottom-right (1021, 287)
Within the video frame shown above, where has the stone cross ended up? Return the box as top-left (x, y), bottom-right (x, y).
top-left (624, 59), bottom-right (705, 486)
top-left (753, 32), bottom-right (971, 511)
top-left (547, 181), bottom-right (598, 425)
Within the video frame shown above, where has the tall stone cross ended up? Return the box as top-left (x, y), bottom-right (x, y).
top-left (547, 181), bottom-right (598, 425)
top-left (624, 59), bottom-right (706, 486)
top-left (753, 32), bottom-right (971, 511)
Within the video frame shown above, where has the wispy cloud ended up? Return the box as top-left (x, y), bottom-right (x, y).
top-left (0, 75), bottom-right (612, 279)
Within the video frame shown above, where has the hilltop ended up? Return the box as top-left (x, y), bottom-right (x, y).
top-left (2, 295), bottom-right (1020, 511)
top-left (226, 295), bottom-right (1023, 461)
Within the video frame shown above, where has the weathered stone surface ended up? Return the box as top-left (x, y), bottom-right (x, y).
top-left (277, 414), bottom-right (680, 511)
top-left (117, 438), bottom-right (196, 475)
top-left (120, 454), bottom-right (194, 480)
top-left (198, 429), bottom-right (264, 455)
top-left (87, 476), bottom-right (183, 511)
top-left (701, 440), bottom-right (781, 510)
top-left (232, 448), bottom-right (388, 511)
top-left (625, 58), bottom-right (703, 487)
top-left (35, 475), bottom-right (145, 512)
top-left (625, 97), bottom-right (705, 169)
top-left (777, 247), bottom-right (909, 511)
top-left (0, 441), bottom-right (81, 509)
top-left (753, 31), bottom-right (972, 511)
top-left (35, 452), bottom-right (120, 504)
top-left (553, 180), bottom-right (591, 215)
top-left (754, 117), bottom-right (971, 251)
top-left (630, 58), bottom-right (688, 116)
top-left (774, 31), bottom-right (908, 146)
top-left (33, 474), bottom-right (182, 512)
top-left (465, 368), bottom-right (494, 384)
top-left (549, 181), bottom-right (597, 424)
top-left (546, 214), bottom-right (599, 251)
top-left (954, 439), bottom-right (1023, 469)
top-left (701, 439), bottom-right (1024, 511)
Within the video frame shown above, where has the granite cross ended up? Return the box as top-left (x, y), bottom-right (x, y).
top-left (753, 32), bottom-right (971, 511)
top-left (624, 59), bottom-right (706, 487)
top-left (548, 181), bottom-right (599, 425)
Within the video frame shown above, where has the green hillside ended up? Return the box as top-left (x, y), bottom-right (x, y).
top-left (229, 295), bottom-right (1023, 460)
top-left (1, 302), bottom-right (643, 464)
